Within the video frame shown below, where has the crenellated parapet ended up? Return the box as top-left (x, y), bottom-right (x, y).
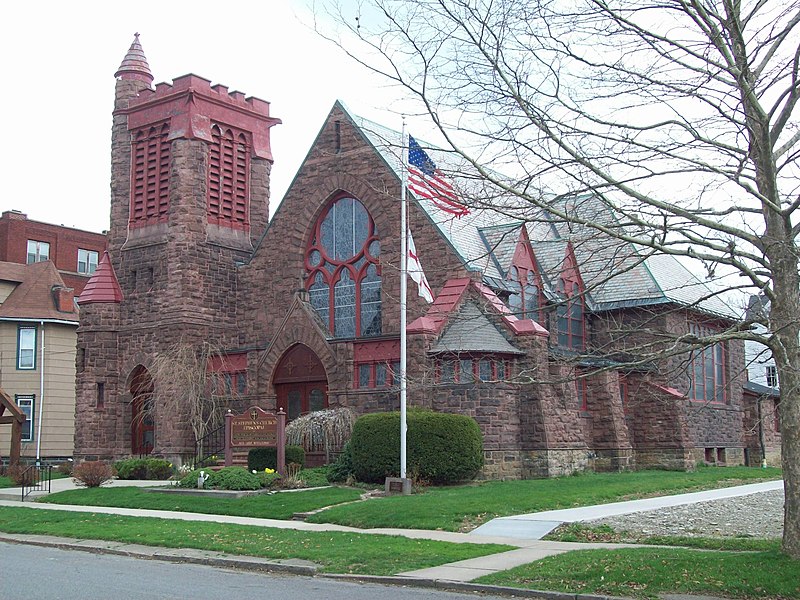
top-left (118, 73), bottom-right (281, 160)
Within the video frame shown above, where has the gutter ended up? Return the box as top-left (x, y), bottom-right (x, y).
top-left (36, 320), bottom-right (45, 464)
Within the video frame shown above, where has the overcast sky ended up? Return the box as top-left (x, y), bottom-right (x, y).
top-left (1, 1), bottom-right (421, 233)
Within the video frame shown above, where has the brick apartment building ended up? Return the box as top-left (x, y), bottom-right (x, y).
top-left (73, 36), bottom-right (779, 476)
top-left (0, 210), bottom-right (108, 296)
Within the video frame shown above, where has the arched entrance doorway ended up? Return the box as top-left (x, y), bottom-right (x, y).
top-left (273, 344), bottom-right (328, 421)
top-left (129, 365), bottom-right (154, 455)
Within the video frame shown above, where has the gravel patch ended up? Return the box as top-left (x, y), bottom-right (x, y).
top-left (586, 489), bottom-right (785, 539)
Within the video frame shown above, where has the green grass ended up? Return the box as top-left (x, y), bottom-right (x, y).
top-left (0, 506), bottom-right (511, 575)
top-left (476, 547), bottom-right (800, 599)
top-left (548, 522), bottom-right (780, 551)
top-left (308, 467), bottom-right (781, 531)
top-left (0, 476), bottom-right (12, 489)
top-left (40, 486), bottom-right (362, 520)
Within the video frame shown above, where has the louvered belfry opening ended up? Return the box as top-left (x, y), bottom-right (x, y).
top-left (208, 124), bottom-right (250, 231)
top-left (130, 123), bottom-right (171, 227)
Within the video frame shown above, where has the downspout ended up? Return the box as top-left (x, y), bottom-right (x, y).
top-left (36, 320), bottom-right (45, 464)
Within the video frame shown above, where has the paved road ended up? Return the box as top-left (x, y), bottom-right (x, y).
top-left (0, 542), bottom-right (518, 600)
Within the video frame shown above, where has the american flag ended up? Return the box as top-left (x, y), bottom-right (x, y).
top-left (408, 136), bottom-right (470, 217)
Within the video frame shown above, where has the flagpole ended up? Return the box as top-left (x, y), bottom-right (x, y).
top-left (400, 118), bottom-right (408, 481)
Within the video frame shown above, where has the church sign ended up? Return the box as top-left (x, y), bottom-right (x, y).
top-left (224, 406), bottom-right (286, 474)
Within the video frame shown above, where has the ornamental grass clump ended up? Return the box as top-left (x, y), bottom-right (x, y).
top-left (285, 407), bottom-right (355, 463)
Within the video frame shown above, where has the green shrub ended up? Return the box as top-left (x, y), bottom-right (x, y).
top-left (114, 457), bottom-right (173, 480)
top-left (177, 468), bottom-right (207, 489)
top-left (209, 467), bottom-right (261, 491)
top-left (327, 442), bottom-right (355, 483)
top-left (248, 446), bottom-right (305, 471)
top-left (351, 410), bottom-right (484, 484)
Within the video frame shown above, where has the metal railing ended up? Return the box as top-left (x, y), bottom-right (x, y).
top-left (21, 464), bottom-right (52, 502)
top-left (194, 424), bottom-right (225, 468)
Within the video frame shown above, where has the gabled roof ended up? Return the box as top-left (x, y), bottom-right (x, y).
top-left (317, 102), bottom-right (740, 320)
top-left (430, 302), bottom-right (525, 354)
top-left (77, 251), bottom-right (123, 305)
top-left (408, 277), bottom-right (548, 338)
top-left (0, 260), bottom-right (78, 322)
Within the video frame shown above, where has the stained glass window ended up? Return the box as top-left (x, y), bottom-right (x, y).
top-left (306, 197), bottom-right (381, 338)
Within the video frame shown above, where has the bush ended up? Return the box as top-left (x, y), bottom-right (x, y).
top-left (208, 467), bottom-right (261, 491)
top-left (248, 446), bottom-right (305, 471)
top-left (56, 461), bottom-right (74, 476)
top-left (327, 443), bottom-right (355, 483)
top-left (176, 468), bottom-right (207, 489)
top-left (72, 461), bottom-right (114, 488)
top-left (351, 410), bottom-right (484, 484)
top-left (114, 458), bottom-right (173, 480)
top-left (5, 464), bottom-right (34, 486)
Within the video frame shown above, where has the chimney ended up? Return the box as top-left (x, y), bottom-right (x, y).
top-left (2, 210), bottom-right (27, 220)
top-left (52, 286), bottom-right (75, 312)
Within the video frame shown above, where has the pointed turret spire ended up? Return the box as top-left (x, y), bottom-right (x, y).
top-left (114, 33), bottom-right (153, 84)
top-left (77, 251), bottom-right (124, 305)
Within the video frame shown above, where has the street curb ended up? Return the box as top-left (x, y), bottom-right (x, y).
top-left (0, 533), bottom-right (318, 576)
top-left (0, 532), bottom-right (630, 599)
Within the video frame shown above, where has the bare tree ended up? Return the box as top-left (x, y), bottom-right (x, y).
top-left (147, 341), bottom-right (235, 450)
top-left (318, 0), bottom-right (800, 556)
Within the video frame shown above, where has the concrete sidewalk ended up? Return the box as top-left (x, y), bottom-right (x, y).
top-left (0, 477), bottom-right (783, 589)
top-left (470, 479), bottom-right (784, 540)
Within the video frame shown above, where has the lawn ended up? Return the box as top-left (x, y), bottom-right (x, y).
top-left (547, 522), bottom-right (780, 551)
top-left (0, 476), bottom-right (12, 489)
top-left (0, 506), bottom-right (512, 575)
top-left (476, 546), bottom-right (800, 599)
top-left (40, 486), bottom-right (362, 520)
top-left (307, 467), bottom-right (782, 531)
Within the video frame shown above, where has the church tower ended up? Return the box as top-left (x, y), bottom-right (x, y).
top-left (75, 35), bottom-right (280, 461)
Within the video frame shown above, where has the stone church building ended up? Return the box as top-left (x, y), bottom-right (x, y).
top-left (73, 36), bottom-right (778, 478)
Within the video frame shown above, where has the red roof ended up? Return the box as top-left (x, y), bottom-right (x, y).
top-left (408, 277), bottom-right (548, 337)
top-left (77, 251), bottom-right (123, 305)
top-left (0, 260), bottom-right (78, 322)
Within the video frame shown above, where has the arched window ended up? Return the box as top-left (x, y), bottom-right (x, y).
top-left (507, 228), bottom-right (543, 322)
top-left (306, 196), bottom-right (381, 338)
top-left (557, 278), bottom-right (585, 350)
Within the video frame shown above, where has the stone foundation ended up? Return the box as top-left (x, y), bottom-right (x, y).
top-left (634, 448), bottom-right (695, 471)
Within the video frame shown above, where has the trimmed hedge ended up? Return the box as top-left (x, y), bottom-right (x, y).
top-left (351, 410), bottom-right (484, 484)
top-left (114, 458), bottom-right (173, 480)
top-left (177, 467), bottom-right (261, 490)
top-left (248, 445), bottom-right (305, 471)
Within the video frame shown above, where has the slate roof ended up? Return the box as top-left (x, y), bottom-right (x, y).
top-left (341, 102), bottom-right (741, 321)
top-left (430, 302), bottom-right (525, 354)
top-left (0, 260), bottom-right (79, 322)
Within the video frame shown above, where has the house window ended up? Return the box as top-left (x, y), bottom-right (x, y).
top-left (307, 196), bottom-right (381, 338)
top-left (688, 322), bottom-right (726, 403)
top-left (17, 326), bottom-right (37, 370)
top-left (78, 249), bottom-right (99, 275)
top-left (355, 361), bottom-right (400, 389)
top-left (16, 395), bottom-right (34, 442)
top-left (765, 365), bottom-right (778, 388)
top-left (436, 357), bottom-right (511, 383)
top-left (509, 268), bottom-right (542, 321)
top-left (557, 279), bottom-right (585, 350)
top-left (26, 240), bottom-right (50, 264)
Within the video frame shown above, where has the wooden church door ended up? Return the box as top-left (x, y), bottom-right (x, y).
top-left (273, 344), bottom-right (328, 421)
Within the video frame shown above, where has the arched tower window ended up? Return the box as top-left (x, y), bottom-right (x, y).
top-left (208, 124), bottom-right (250, 231)
top-left (306, 196), bottom-right (381, 338)
top-left (130, 123), bottom-right (170, 227)
top-left (507, 227), bottom-right (543, 322)
top-left (556, 247), bottom-right (585, 350)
